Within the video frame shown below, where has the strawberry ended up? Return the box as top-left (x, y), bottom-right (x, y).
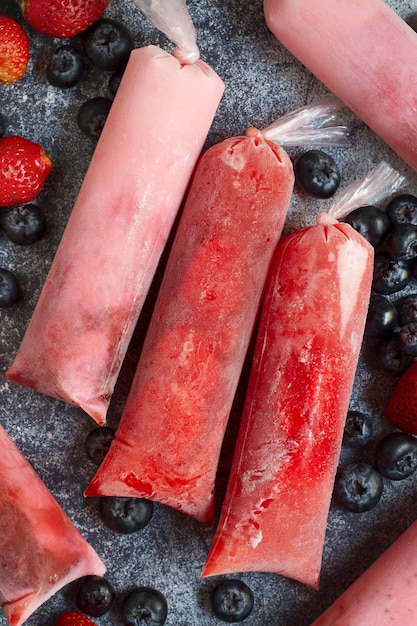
top-left (20, 0), bottom-right (110, 38)
top-left (55, 612), bottom-right (98, 626)
top-left (385, 360), bottom-right (417, 435)
top-left (0, 15), bottom-right (30, 84)
top-left (0, 135), bottom-right (52, 207)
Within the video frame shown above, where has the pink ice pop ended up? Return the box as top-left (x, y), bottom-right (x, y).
top-left (0, 423), bottom-right (105, 626)
top-left (264, 0), bottom-right (417, 172)
top-left (311, 518), bottom-right (417, 624)
top-left (85, 127), bottom-right (295, 525)
top-left (5, 45), bottom-right (224, 426)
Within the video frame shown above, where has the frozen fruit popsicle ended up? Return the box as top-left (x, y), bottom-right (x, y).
top-left (85, 102), bottom-right (349, 526)
top-left (5, 44), bottom-right (224, 426)
top-left (0, 423), bottom-right (105, 626)
top-left (202, 164), bottom-right (405, 588)
top-left (310, 517), bottom-right (417, 624)
top-left (264, 0), bottom-right (417, 173)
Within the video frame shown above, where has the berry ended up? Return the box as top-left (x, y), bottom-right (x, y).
top-left (99, 496), bottom-right (153, 533)
top-left (294, 149), bottom-right (341, 198)
top-left (365, 294), bottom-right (398, 338)
top-left (109, 69), bottom-right (124, 96)
top-left (396, 293), bottom-right (417, 326)
top-left (82, 18), bottom-right (134, 72)
top-left (84, 426), bottom-right (115, 464)
top-left (0, 135), bottom-right (52, 207)
top-left (1, 203), bottom-right (46, 245)
top-left (383, 223), bottom-right (417, 261)
top-left (385, 360), bottom-right (417, 435)
top-left (20, 0), bottom-right (110, 38)
top-left (75, 575), bottom-right (115, 618)
top-left (373, 333), bottom-right (414, 376)
top-left (372, 252), bottom-right (411, 295)
top-left (121, 586), bottom-right (168, 626)
top-left (55, 612), bottom-right (97, 626)
top-left (78, 97), bottom-right (112, 140)
top-left (398, 323), bottom-right (417, 357)
top-left (47, 44), bottom-right (85, 89)
top-left (386, 193), bottom-right (417, 226)
top-left (333, 462), bottom-right (383, 513)
top-left (0, 15), bottom-right (30, 84)
top-left (0, 268), bottom-right (20, 307)
top-left (210, 579), bottom-right (254, 623)
top-left (375, 431), bottom-right (417, 480)
top-left (343, 205), bottom-right (390, 247)
top-left (342, 410), bottom-right (374, 448)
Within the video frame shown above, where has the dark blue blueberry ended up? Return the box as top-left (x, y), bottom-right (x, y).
top-left (396, 293), bottom-right (417, 326)
top-left (109, 69), bottom-right (124, 96)
top-left (383, 223), bottom-right (417, 261)
top-left (0, 268), bottom-right (19, 307)
top-left (373, 333), bottom-right (414, 375)
top-left (47, 44), bottom-right (85, 88)
top-left (398, 323), bottom-right (417, 357)
top-left (121, 586), bottom-right (167, 626)
top-left (78, 97), bottom-right (112, 140)
top-left (1, 204), bottom-right (46, 245)
top-left (372, 252), bottom-right (411, 295)
top-left (343, 410), bottom-right (374, 448)
top-left (84, 426), bottom-right (115, 465)
top-left (333, 462), bottom-right (383, 513)
top-left (386, 193), bottom-right (417, 226)
top-left (210, 579), bottom-right (254, 623)
top-left (76, 575), bottom-right (115, 617)
top-left (99, 496), bottom-right (153, 533)
top-left (365, 294), bottom-right (398, 338)
top-left (294, 149), bottom-right (341, 198)
top-left (343, 205), bottom-right (390, 247)
top-left (82, 19), bottom-right (133, 71)
top-left (375, 431), bottom-right (417, 480)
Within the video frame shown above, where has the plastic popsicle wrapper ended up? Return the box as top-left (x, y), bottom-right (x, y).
top-left (264, 0), bottom-right (417, 173)
top-left (201, 164), bottom-right (406, 588)
top-left (85, 102), bottom-right (350, 525)
top-left (0, 423), bottom-right (106, 626)
top-left (4, 45), bottom-right (224, 426)
top-left (310, 517), bottom-right (417, 624)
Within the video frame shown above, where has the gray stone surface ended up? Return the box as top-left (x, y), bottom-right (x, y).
top-left (2, 0), bottom-right (417, 624)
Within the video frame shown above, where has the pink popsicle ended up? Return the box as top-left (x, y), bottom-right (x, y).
top-left (311, 518), bottom-right (417, 624)
top-left (202, 213), bottom-right (374, 588)
top-left (5, 45), bottom-right (224, 426)
top-left (264, 0), bottom-right (417, 172)
top-left (85, 128), bottom-right (295, 525)
top-left (0, 423), bottom-right (105, 626)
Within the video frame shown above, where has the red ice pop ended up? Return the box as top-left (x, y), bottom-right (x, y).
top-left (264, 0), bottom-right (417, 172)
top-left (0, 424), bottom-right (105, 626)
top-left (202, 164), bottom-right (405, 588)
top-left (5, 44), bottom-right (224, 426)
top-left (85, 102), bottom-right (349, 526)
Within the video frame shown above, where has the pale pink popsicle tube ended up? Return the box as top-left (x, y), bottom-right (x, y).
top-left (202, 214), bottom-right (374, 588)
top-left (311, 518), bottom-right (417, 624)
top-left (264, 0), bottom-right (417, 172)
top-left (5, 45), bottom-right (224, 426)
top-left (0, 424), bottom-right (105, 626)
top-left (85, 129), bottom-right (295, 525)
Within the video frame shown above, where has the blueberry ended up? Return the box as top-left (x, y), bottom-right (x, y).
top-left (396, 293), bottom-right (417, 326)
top-left (294, 149), bottom-right (341, 198)
top-left (343, 410), bottom-right (374, 448)
top-left (121, 586), bottom-right (168, 626)
top-left (333, 462), bottom-right (383, 513)
top-left (84, 426), bottom-right (115, 465)
top-left (76, 575), bottom-right (115, 617)
top-left (373, 333), bottom-right (414, 375)
top-left (343, 205), bottom-right (390, 247)
top-left (386, 193), bottom-right (417, 226)
top-left (78, 97), bottom-right (112, 140)
top-left (210, 579), bottom-right (254, 623)
top-left (82, 18), bottom-right (134, 72)
top-left (398, 323), bottom-right (417, 357)
top-left (47, 44), bottom-right (85, 88)
top-left (383, 223), bottom-right (417, 261)
top-left (0, 268), bottom-right (20, 307)
top-left (109, 69), bottom-right (124, 96)
top-left (99, 496), bottom-right (153, 533)
top-left (375, 431), bottom-right (417, 480)
top-left (365, 294), bottom-right (398, 338)
top-left (372, 252), bottom-right (411, 295)
top-left (1, 204), bottom-right (46, 245)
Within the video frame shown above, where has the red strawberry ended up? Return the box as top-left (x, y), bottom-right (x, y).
top-left (0, 135), bottom-right (52, 207)
top-left (20, 0), bottom-right (110, 38)
top-left (55, 612), bottom-right (98, 626)
top-left (0, 15), bottom-right (30, 84)
top-left (385, 360), bottom-right (417, 435)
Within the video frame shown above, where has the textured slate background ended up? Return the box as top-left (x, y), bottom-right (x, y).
top-left (2, 0), bottom-right (417, 624)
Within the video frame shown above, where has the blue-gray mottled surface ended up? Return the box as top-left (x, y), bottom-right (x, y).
top-left (1, 0), bottom-right (417, 624)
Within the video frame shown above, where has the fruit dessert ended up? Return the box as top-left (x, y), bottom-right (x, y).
top-left (85, 103), bottom-right (349, 525)
top-left (201, 164), bottom-right (405, 588)
top-left (310, 517), bottom-right (417, 624)
top-left (264, 0), bottom-right (417, 173)
top-left (5, 43), bottom-right (224, 426)
top-left (0, 423), bottom-right (105, 626)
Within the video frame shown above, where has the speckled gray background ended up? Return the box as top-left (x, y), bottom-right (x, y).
top-left (2, 0), bottom-right (417, 624)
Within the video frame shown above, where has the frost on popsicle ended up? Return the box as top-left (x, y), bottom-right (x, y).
top-left (202, 163), bottom-right (405, 589)
top-left (85, 101), bottom-right (351, 526)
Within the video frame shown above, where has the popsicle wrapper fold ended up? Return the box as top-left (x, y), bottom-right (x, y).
top-left (5, 45), bottom-right (224, 426)
top-left (0, 424), bottom-right (105, 626)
